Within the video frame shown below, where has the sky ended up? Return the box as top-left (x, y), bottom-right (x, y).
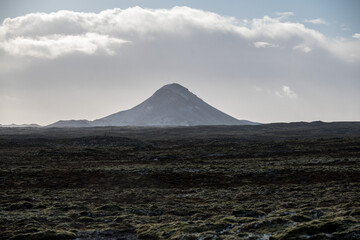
top-left (0, 0), bottom-right (359, 125)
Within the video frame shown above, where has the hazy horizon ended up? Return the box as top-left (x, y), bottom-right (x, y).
top-left (1, 0), bottom-right (359, 125)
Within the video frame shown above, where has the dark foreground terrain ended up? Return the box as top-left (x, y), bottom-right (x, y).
top-left (1, 122), bottom-right (360, 240)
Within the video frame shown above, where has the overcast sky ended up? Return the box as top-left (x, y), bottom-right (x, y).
top-left (0, 0), bottom-right (359, 125)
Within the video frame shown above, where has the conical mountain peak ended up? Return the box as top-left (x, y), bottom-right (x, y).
top-left (154, 83), bottom-right (191, 98)
top-left (48, 84), bottom-right (257, 127)
top-left (160, 83), bottom-right (189, 92)
top-left (91, 83), bottom-right (256, 126)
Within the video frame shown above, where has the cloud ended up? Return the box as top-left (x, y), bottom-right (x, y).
top-left (293, 44), bottom-right (312, 53)
top-left (282, 86), bottom-right (298, 99)
top-left (1, 33), bottom-right (129, 58)
top-left (276, 86), bottom-right (298, 99)
top-left (275, 12), bottom-right (294, 19)
top-left (353, 33), bottom-right (360, 40)
top-left (0, 7), bottom-right (239, 40)
top-left (253, 41), bottom-right (278, 48)
top-left (0, 7), bottom-right (358, 61)
top-left (304, 18), bottom-right (327, 25)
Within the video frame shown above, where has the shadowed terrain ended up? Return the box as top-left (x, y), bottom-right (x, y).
top-left (1, 122), bottom-right (360, 239)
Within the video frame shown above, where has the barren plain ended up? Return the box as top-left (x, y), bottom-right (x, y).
top-left (1, 122), bottom-right (360, 239)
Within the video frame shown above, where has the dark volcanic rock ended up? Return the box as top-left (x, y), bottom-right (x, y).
top-left (232, 210), bottom-right (265, 218)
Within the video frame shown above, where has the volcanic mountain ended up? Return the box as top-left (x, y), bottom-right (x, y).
top-left (48, 83), bottom-right (257, 127)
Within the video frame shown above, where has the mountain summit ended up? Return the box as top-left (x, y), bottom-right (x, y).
top-left (49, 83), bottom-right (257, 127)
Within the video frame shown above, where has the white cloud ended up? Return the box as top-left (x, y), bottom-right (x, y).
top-left (0, 7), bottom-right (239, 40)
top-left (0, 7), bottom-right (358, 61)
top-left (1, 33), bottom-right (129, 58)
top-left (282, 86), bottom-right (298, 99)
top-left (304, 18), bottom-right (327, 25)
top-left (253, 41), bottom-right (278, 48)
top-left (293, 44), bottom-right (312, 53)
top-left (353, 33), bottom-right (360, 40)
top-left (239, 16), bottom-right (325, 42)
top-left (275, 12), bottom-right (294, 20)
top-left (326, 39), bottom-right (360, 62)
top-left (276, 86), bottom-right (298, 99)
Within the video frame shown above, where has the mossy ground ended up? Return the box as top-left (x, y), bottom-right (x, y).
top-left (0, 123), bottom-right (360, 239)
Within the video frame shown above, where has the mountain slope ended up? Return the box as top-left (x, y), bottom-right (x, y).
top-left (92, 83), bottom-right (256, 126)
top-left (0, 123), bottom-right (41, 128)
top-left (47, 120), bottom-right (92, 128)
